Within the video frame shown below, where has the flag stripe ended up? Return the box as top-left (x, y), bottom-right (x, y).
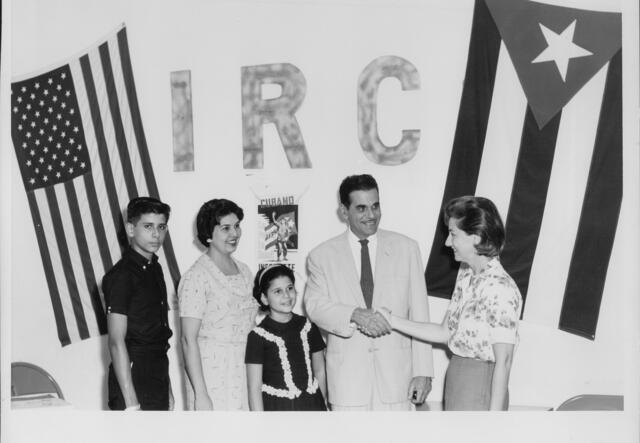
top-left (26, 192), bottom-right (71, 346)
top-left (425, 0), bottom-right (502, 298)
top-left (117, 28), bottom-right (181, 288)
top-left (559, 50), bottom-right (622, 339)
top-left (501, 107), bottom-right (561, 311)
top-left (98, 42), bottom-right (138, 199)
top-left (44, 186), bottom-right (90, 340)
top-left (65, 180), bottom-right (108, 334)
top-left (79, 54), bottom-right (128, 251)
top-left (82, 173), bottom-right (113, 272)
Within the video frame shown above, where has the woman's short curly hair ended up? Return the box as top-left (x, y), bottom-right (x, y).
top-left (196, 199), bottom-right (244, 247)
top-left (443, 196), bottom-right (505, 257)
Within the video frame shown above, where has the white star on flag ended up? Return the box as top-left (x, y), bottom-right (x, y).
top-left (531, 20), bottom-right (593, 82)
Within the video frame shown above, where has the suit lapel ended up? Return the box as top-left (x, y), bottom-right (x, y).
top-left (373, 230), bottom-right (393, 307)
top-left (337, 231), bottom-right (367, 308)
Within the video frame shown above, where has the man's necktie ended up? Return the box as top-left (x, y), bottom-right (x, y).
top-left (359, 239), bottom-right (374, 308)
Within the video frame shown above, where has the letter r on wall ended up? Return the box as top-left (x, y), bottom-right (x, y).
top-left (241, 63), bottom-right (312, 169)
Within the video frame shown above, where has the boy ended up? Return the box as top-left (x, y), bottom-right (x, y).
top-left (103, 197), bottom-right (174, 410)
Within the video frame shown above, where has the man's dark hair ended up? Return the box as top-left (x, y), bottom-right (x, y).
top-left (338, 174), bottom-right (379, 207)
top-left (196, 199), bottom-right (244, 247)
top-left (126, 197), bottom-right (171, 224)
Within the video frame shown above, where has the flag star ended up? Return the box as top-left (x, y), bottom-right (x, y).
top-left (69, 138), bottom-right (75, 145)
top-left (39, 129), bottom-right (44, 135)
top-left (30, 150), bottom-right (35, 156)
top-left (52, 154), bottom-right (57, 160)
top-left (17, 97), bottom-right (23, 103)
top-left (18, 124), bottom-right (23, 131)
top-left (43, 176), bottom-right (48, 182)
top-left (47, 164), bottom-right (52, 170)
top-left (21, 86), bottom-right (27, 93)
top-left (61, 102), bottom-right (66, 109)
top-left (35, 139), bottom-right (40, 146)
top-left (56, 84), bottom-right (62, 91)
top-left (61, 161), bottom-right (66, 167)
top-left (48, 135), bottom-right (53, 142)
top-left (56, 172), bottom-right (61, 178)
top-left (80, 162), bottom-right (86, 168)
top-left (65, 149), bottom-right (70, 155)
top-left (68, 167), bottom-right (74, 174)
top-left (44, 118), bottom-right (49, 124)
top-left (30, 121), bottom-right (36, 128)
top-left (73, 156), bottom-right (78, 162)
top-left (56, 143), bottom-right (61, 149)
top-left (48, 78), bottom-right (53, 84)
top-left (21, 114), bottom-right (27, 120)
top-left (22, 142), bottom-right (27, 148)
top-left (61, 72), bottom-right (67, 79)
top-left (13, 107), bottom-right (18, 113)
top-left (26, 160), bottom-right (32, 166)
top-left (48, 107), bottom-right (53, 113)
top-left (30, 93), bottom-right (35, 100)
top-left (65, 120), bottom-right (70, 127)
top-left (39, 100), bottom-right (44, 107)
top-left (77, 144), bottom-right (83, 150)
top-left (26, 132), bottom-right (32, 138)
top-left (56, 114), bottom-right (62, 120)
top-left (26, 104), bottom-right (32, 110)
top-left (39, 157), bottom-right (44, 164)
top-left (29, 178), bottom-right (36, 185)
top-left (52, 125), bottom-right (58, 131)
top-left (61, 132), bottom-right (66, 138)
top-left (531, 20), bottom-right (593, 82)
top-left (69, 109), bottom-right (75, 115)
top-left (73, 127), bottom-right (79, 133)
top-left (35, 83), bottom-right (40, 89)
top-left (44, 147), bottom-right (49, 153)
top-left (35, 111), bottom-right (40, 117)
top-left (43, 89), bottom-right (49, 96)
top-left (52, 96), bottom-right (58, 102)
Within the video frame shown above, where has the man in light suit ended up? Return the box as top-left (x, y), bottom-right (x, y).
top-left (304, 174), bottom-right (434, 410)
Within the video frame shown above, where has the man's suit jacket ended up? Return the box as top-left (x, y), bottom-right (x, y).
top-left (304, 229), bottom-right (434, 407)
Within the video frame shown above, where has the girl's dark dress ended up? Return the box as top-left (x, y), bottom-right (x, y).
top-left (245, 313), bottom-right (327, 411)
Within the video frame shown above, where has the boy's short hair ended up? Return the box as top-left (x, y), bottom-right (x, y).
top-left (196, 199), bottom-right (244, 247)
top-left (338, 174), bottom-right (379, 207)
top-left (126, 197), bottom-right (171, 224)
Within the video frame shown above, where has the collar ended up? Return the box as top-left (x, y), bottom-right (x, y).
top-left (346, 228), bottom-right (378, 248)
top-left (124, 246), bottom-right (158, 268)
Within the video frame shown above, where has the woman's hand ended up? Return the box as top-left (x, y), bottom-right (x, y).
top-left (194, 393), bottom-right (214, 411)
top-left (376, 307), bottom-right (393, 325)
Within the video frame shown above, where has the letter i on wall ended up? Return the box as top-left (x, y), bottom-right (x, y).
top-left (171, 70), bottom-right (195, 171)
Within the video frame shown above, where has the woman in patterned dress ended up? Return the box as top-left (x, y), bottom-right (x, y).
top-left (379, 196), bottom-right (522, 410)
top-left (179, 199), bottom-right (259, 410)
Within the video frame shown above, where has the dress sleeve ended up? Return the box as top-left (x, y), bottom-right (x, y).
top-left (244, 330), bottom-right (265, 364)
top-left (485, 280), bottom-right (521, 345)
top-left (177, 267), bottom-right (206, 319)
top-left (308, 322), bottom-right (326, 353)
top-left (103, 271), bottom-right (133, 316)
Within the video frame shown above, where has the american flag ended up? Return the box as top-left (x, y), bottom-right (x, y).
top-left (11, 25), bottom-right (181, 346)
top-left (424, 0), bottom-right (621, 340)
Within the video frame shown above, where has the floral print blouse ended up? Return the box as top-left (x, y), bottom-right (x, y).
top-left (446, 257), bottom-right (522, 362)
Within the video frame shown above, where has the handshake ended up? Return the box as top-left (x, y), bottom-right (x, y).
top-left (350, 307), bottom-right (394, 338)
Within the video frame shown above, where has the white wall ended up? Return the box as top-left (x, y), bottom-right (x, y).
top-left (8, 0), bottom-right (637, 423)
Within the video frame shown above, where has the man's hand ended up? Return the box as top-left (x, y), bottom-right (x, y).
top-left (408, 376), bottom-right (432, 405)
top-left (351, 308), bottom-right (391, 337)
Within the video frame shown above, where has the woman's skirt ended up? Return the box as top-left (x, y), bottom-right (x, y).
top-left (443, 354), bottom-right (508, 411)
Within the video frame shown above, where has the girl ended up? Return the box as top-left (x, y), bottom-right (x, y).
top-left (245, 265), bottom-right (328, 411)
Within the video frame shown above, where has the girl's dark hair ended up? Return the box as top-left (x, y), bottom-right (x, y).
top-left (196, 199), bottom-right (244, 247)
top-left (252, 265), bottom-right (295, 311)
top-left (443, 196), bottom-right (505, 257)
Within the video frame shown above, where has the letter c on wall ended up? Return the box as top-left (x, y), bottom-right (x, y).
top-left (357, 56), bottom-right (420, 165)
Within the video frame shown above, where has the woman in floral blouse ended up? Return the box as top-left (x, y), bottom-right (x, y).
top-left (379, 196), bottom-right (522, 410)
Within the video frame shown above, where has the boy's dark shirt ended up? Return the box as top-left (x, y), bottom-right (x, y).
top-left (103, 247), bottom-right (172, 353)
